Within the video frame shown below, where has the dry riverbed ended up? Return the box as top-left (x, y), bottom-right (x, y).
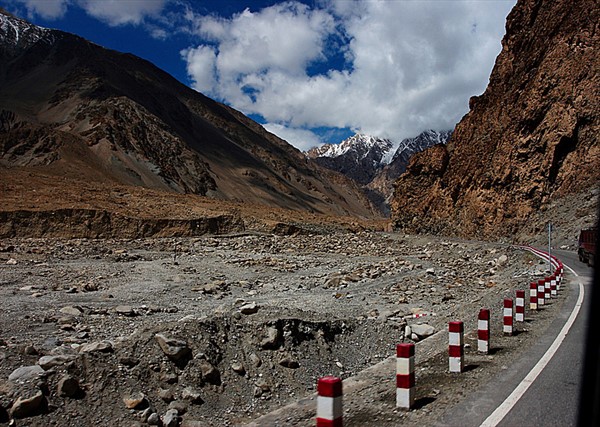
top-left (0, 232), bottom-right (565, 426)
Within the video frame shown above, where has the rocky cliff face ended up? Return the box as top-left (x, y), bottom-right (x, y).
top-left (391, 0), bottom-right (599, 239)
top-left (0, 9), bottom-right (376, 219)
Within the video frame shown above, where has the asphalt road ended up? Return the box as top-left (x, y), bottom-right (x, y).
top-left (436, 249), bottom-right (594, 427)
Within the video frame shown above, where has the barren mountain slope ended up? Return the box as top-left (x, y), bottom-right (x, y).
top-left (0, 9), bottom-right (377, 224)
top-left (391, 0), bottom-right (599, 239)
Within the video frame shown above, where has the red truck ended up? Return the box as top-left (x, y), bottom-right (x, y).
top-left (578, 228), bottom-right (597, 267)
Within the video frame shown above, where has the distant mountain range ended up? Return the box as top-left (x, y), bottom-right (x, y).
top-left (0, 8), bottom-right (377, 219)
top-left (305, 130), bottom-right (452, 214)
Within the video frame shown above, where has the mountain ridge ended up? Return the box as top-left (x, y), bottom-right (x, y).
top-left (306, 130), bottom-right (452, 214)
top-left (0, 9), bottom-right (378, 222)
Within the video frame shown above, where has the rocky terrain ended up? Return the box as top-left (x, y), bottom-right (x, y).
top-left (391, 0), bottom-right (599, 238)
top-left (0, 231), bottom-right (567, 426)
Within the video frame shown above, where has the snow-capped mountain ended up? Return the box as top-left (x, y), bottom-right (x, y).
top-left (305, 130), bottom-right (452, 214)
top-left (305, 134), bottom-right (396, 185)
top-left (0, 9), bottom-right (53, 54)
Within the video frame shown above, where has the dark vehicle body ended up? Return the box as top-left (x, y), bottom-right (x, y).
top-left (578, 228), bottom-right (597, 266)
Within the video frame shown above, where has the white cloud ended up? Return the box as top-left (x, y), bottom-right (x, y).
top-left (183, 0), bottom-right (517, 148)
top-left (263, 123), bottom-right (324, 152)
top-left (78, 0), bottom-right (168, 26)
top-left (15, 0), bottom-right (70, 19)
top-left (13, 0), bottom-right (169, 26)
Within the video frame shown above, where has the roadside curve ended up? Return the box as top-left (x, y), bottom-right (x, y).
top-left (436, 248), bottom-right (591, 427)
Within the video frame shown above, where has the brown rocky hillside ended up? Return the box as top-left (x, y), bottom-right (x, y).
top-left (0, 8), bottom-right (377, 235)
top-left (391, 0), bottom-right (599, 241)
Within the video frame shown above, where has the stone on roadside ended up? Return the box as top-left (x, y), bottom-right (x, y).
top-left (57, 375), bottom-right (81, 398)
top-left (278, 355), bottom-right (299, 369)
top-left (162, 408), bottom-right (180, 427)
top-left (260, 326), bottom-right (281, 349)
top-left (497, 254), bottom-right (509, 266)
top-left (123, 392), bottom-right (148, 409)
top-left (10, 391), bottom-right (45, 418)
top-left (411, 323), bottom-right (435, 339)
top-left (114, 305), bottom-right (136, 316)
top-left (155, 334), bottom-right (191, 362)
top-left (38, 355), bottom-right (75, 370)
top-left (8, 365), bottom-right (45, 383)
top-left (59, 306), bottom-right (82, 316)
top-left (239, 302), bottom-right (259, 315)
top-left (78, 341), bottom-right (113, 354)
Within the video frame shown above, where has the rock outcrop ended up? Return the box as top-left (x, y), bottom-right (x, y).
top-left (391, 0), bottom-right (599, 239)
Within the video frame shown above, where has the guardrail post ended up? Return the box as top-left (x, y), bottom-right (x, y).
top-left (317, 376), bottom-right (343, 427)
top-left (396, 343), bottom-right (415, 409)
top-left (516, 290), bottom-right (525, 321)
top-left (530, 282), bottom-right (538, 310)
top-left (449, 321), bottom-right (464, 373)
top-left (503, 298), bottom-right (513, 336)
top-left (477, 309), bottom-right (490, 353)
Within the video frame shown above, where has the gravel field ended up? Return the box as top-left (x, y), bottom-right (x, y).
top-left (0, 232), bottom-right (567, 426)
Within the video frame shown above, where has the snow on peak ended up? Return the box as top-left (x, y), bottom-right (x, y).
top-left (307, 134), bottom-right (396, 164)
top-left (0, 10), bottom-right (51, 51)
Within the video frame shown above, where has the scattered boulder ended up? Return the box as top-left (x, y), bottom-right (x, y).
top-left (59, 306), bottom-right (82, 316)
top-left (155, 334), bottom-right (191, 362)
top-left (260, 326), bottom-right (281, 349)
top-left (279, 355), bottom-right (300, 369)
top-left (199, 360), bottom-right (220, 385)
top-left (239, 302), bottom-right (259, 315)
top-left (181, 387), bottom-right (203, 405)
top-left (57, 375), bottom-right (81, 398)
top-left (38, 355), bottom-right (75, 370)
top-left (231, 362), bottom-right (246, 375)
top-left (411, 324), bottom-right (435, 339)
top-left (10, 391), bottom-right (46, 419)
top-left (8, 365), bottom-right (44, 383)
top-left (114, 305), bottom-right (136, 316)
top-left (79, 341), bottom-right (113, 354)
top-left (162, 408), bottom-right (180, 427)
top-left (123, 392), bottom-right (148, 410)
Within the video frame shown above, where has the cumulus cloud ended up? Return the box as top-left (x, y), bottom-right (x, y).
top-left (14, 0), bottom-right (70, 20)
top-left (263, 122), bottom-right (324, 152)
top-left (78, 0), bottom-right (168, 26)
top-left (183, 0), bottom-right (516, 149)
top-left (13, 0), bottom-right (168, 26)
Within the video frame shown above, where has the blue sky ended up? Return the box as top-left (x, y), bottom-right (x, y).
top-left (2, 0), bottom-right (516, 150)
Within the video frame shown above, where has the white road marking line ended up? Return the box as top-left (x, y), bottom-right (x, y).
top-left (479, 254), bottom-right (584, 427)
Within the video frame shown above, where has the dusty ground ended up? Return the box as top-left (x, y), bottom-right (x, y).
top-left (0, 231), bottom-right (567, 426)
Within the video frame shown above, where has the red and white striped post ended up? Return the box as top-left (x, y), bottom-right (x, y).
top-left (544, 277), bottom-right (551, 302)
top-left (515, 290), bottom-right (525, 322)
top-left (317, 376), bottom-right (343, 427)
top-left (396, 343), bottom-right (415, 409)
top-left (530, 282), bottom-right (538, 310)
top-left (550, 275), bottom-right (557, 298)
top-left (503, 298), bottom-right (513, 335)
top-left (477, 309), bottom-right (490, 354)
top-left (449, 321), bottom-right (464, 373)
top-left (537, 279), bottom-right (546, 306)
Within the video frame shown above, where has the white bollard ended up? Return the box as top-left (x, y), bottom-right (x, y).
top-left (396, 343), bottom-right (415, 409)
